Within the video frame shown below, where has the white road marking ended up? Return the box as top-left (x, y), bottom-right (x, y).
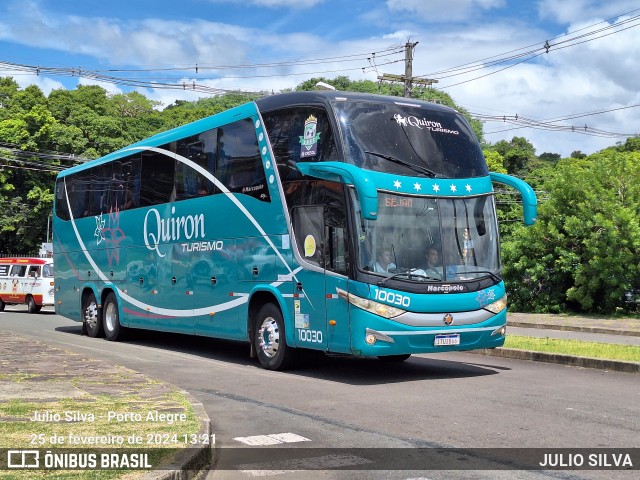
top-left (233, 432), bottom-right (311, 446)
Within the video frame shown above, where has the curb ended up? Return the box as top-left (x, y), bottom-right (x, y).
top-left (142, 391), bottom-right (212, 480)
top-left (507, 321), bottom-right (640, 337)
top-left (470, 348), bottom-right (640, 374)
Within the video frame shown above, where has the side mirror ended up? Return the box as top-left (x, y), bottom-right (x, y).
top-left (296, 162), bottom-right (379, 221)
top-left (490, 172), bottom-right (538, 226)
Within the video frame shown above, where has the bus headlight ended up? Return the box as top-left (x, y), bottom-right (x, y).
top-left (483, 295), bottom-right (507, 314)
top-left (337, 289), bottom-right (405, 319)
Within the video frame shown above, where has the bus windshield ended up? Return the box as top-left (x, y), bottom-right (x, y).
top-left (355, 191), bottom-right (501, 283)
top-left (333, 99), bottom-right (488, 178)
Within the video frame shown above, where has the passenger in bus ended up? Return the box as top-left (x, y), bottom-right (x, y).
top-left (373, 247), bottom-right (396, 273)
top-left (423, 246), bottom-right (443, 278)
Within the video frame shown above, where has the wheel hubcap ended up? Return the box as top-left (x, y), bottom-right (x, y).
top-left (258, 317), bottom-right (279, 358)
top-left (104, 303), bottom-right (117, 332)
top-left (85, 302), bottom-right (98, 329)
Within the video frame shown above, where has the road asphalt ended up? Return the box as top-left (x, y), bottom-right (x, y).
top-left (1, 311), bottom-right (638, 478)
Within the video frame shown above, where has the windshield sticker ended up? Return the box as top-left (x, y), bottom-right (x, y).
top-left (299, 115), bottom-right (321, 157)
top-left (394, 114), bottom-right (459, 135)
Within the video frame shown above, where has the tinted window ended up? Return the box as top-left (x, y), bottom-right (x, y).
top-left (139, 147), bottom-right (175, 207)
top-left (333, 100), bottom-right (487, 178)
top-left (216, 119), bottom-right (270, 202)
top-left (263, 107), bottom-right (338, 183)
top-left (55, 178), bottom-right (70, 221)
top-left (175, 131), bottom-right (217, 200)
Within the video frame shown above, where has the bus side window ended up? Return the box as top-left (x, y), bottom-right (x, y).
top-left (216, 119), bottom-right (270, 202)
top-left (10, 265), bottom-right (27, 277)
top-left (55, 178), bottom-right (70, 221)
top-left (28, 266), bottom-right (40, 278)
top-left (263, 107), bottom-right (338, 183)
top-left (139, 148), bottom-right (175, 207)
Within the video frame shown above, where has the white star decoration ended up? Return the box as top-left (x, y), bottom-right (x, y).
top-left (432, 183), bottom-right (440, 192)
top-left (393, 180), bottom-right (402, 189)
top-left (466, 184), bottom-right (472, 192)
top-left (450, 184), bottom-right (457, 193)
top-left (414, 182), bottom-right (422, 191)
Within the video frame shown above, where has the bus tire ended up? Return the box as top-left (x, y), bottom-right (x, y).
top-left (0, 298), bottom-right (5, 311)
top-left (378, 354), bottom-right (411, 362)
top-left (103, 292), bottom-right (125, 341)
top-left (254, 303), bottom-right (295, 371)
top-left (83, 292), bottom-right (103, 338)
top-left (27, 295), bottom-right (42, 314)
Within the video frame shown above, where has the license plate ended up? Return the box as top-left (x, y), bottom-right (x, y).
top-left (434, 334), bottom-right (460, 346)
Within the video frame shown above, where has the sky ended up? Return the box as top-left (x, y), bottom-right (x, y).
top-left (1, 0), bottom-right (639, 158)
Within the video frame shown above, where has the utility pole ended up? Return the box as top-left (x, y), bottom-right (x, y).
top-left (378, 41), bottom-right (438, 97)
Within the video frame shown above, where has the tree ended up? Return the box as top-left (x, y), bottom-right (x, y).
top-left (502, 150), bottom-right (640, 313)
top-left (492, 137), bottom-right (537, 177)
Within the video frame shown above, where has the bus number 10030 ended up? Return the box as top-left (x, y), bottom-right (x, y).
top-left (374, 289), bottom-right (411, 307)
top-left (298, 329), bottom-right (323, 343)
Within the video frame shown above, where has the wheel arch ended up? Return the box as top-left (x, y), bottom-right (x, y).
top-left (80, 284), bottom-right (101, 314)
top-left (247, 286), bottom-right (294, 357)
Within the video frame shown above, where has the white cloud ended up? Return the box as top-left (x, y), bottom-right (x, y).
top-left (537, 0), bottom-right (639, 25)
top-left (386, 0), bottom-right (506, 22)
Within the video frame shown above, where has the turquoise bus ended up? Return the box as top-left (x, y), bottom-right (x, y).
top-left (53, 91), bottom-right (536, 370)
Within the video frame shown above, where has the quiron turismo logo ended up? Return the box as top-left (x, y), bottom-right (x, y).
top-left (443, 313), bottom-right (454, 326)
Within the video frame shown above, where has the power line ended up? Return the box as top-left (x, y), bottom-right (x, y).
top-left (415, 10), bottom-right (640, 89)
top-left (476, 103), bottom-right (640, 138)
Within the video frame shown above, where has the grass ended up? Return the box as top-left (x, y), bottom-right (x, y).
top-left (0, 375), bottom-right (201, 479)
top-left (504, 335), bottom-right (640, 362)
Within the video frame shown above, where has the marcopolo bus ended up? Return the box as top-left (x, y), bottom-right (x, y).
top-left (53, 91), bottom-right (536, 370)
top-left (0, 257), bottom-right (55, 313)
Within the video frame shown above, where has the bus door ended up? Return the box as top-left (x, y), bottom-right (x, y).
top-left (291, 205), bottom-right (350, 353)
top-left (23, 265), bottom-right (42, 299)
top-left (8, 263), bottom-right (28, 302)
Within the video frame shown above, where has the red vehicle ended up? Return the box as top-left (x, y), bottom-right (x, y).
top-left (0, 257), bottom-right (54, 313)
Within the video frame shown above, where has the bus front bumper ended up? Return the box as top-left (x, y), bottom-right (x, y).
top-left (350, 308), bottom-right (507, 357)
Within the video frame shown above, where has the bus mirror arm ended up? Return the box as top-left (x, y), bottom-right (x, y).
top-left (297, 162), bottom-right (379, 221)
top-left (489, 172), bottom-right (538, 226)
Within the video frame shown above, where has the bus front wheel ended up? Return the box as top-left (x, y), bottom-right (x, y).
top-left (254, 303), bottom-right (295, 371)
top-left (27, 295), bottom-right (42, 314)
top-left (103, 292), bottom-right (124, 341)
top-left (83, 293), bottom-right (103, 338)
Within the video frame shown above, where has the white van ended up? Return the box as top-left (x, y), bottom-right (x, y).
top-left (0, 257), bottom-right (54, 313)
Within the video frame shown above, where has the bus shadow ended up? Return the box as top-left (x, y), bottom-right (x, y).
top-left (54, 326), bottom-right (505, 385)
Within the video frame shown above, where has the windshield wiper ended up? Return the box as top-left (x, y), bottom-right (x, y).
top-left (364, 151), bottom-right (438, 178)
top-left (458, 269), bottom-right (502, 283)
top-left (377, 269), bottom-right (440, 286)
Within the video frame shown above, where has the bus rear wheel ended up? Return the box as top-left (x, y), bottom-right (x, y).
top-left (103, 292), bottom-right (124, 341)
top-left (83, 292), bottom-right (103, 338)
top-left (254, 303), bottom-right (295, 371)
top-left (27, 295), bottom-right (42, 314)
top-left (0, 298), bottom-right (5, 311)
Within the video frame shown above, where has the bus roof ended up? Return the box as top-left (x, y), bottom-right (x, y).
top-left (0, 257), bottom-right (53, 265)
top-left (255, 90), bottom-right (458, 115)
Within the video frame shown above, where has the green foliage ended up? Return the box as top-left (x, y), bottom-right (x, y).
top-left (491, 136), bottom-right (537, 177)
top-left (502, 151), bottom-right (640, 313)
